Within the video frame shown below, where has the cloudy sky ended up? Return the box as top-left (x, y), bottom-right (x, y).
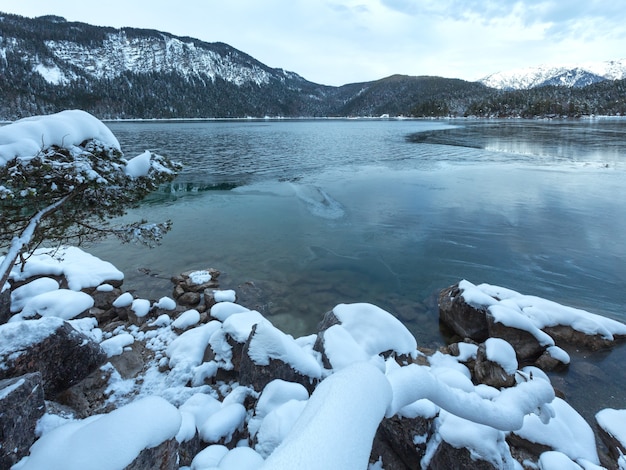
top-left (2, 0), bottom-right (625, 86)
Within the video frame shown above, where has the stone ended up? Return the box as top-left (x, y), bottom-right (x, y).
top-left (371, 415), bottom-right (433, 470)
top-left (177, 433), bottom-right (202, 468)
top-left (0, 372), bottom-right (45, 469)
top-left (474, 342), bottom-right (516, 388)
top-left (438, 284), bottom-right (489, 342)
top-left (178, 291), bottom-right (201, 307)
top-left (534, 350), bottom-right (567, 371)
top-left (124, 437), bottom-right (179, 470)
top-left (89, 287), bottom-right (124, 310)
top-left (596, 409), bottom-right (626, 465)
top-left (543, 325), bottom-right (617, 351)
top-left (0, 287), bottom-right (10, 325)
top-left (0, 318), bottom-right (108, 398)
top-left (428, 440), bottom-right (498, 470)
top-left (55, 365), bottom-right (115, 418)
top-left (486, 313), bottom-right (545, 364)
top-left (239, 324), bottom-right (318, 394)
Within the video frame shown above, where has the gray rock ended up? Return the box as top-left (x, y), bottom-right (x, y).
top-left (428, 440), bottom-right (498, 470)
top-left (474, 342), bottom-right (516, 388)
top-left (486, 313), bottom-right (545, 364)
top-left (0, 318), bottom-right (108, 398)
top-left (371, 415), bottom-right (433, 470)
top-left (438, 285), bottom-right (489, 342)
top-left (239, 324), bottom-right (318, 394)
top-left (0, 287), bottom-right (10, 325)
top-left (124, 437), bottom-right (178, 470)
top-left (0, 372), bottom-right (45, 469)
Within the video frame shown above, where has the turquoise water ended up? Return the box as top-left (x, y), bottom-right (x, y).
top-left (90, 118), bottom-right (626, 419)
top-left (95, 119), bottom-right (626, 338)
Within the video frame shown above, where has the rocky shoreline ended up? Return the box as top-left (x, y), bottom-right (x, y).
top-left (1, 247), bottom-right (626, 469)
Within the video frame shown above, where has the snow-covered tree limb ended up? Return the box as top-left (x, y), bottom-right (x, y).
top-left (385, 363), bottom-right (555, 430)
top-left (0, 110), bottom-right (181, 290)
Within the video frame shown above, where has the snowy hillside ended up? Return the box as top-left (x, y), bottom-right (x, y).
top-left (479, 59), bottom-right (626, 90)
top-left (0, 17), bottom-right (298, 88)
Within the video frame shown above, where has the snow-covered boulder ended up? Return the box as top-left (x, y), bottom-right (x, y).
top-left (314, 303), bottom-right (418, 371)
top-left (474, 338), bottom-right (518, 388)
top-left (240, 320), bottom-right (322, 393)
top-left (595, 408), bottom-right (626, 465)
top-left (14, 396), bottom-right (181, 470)
top-left (439, 281), bottom-right (626, 366)
top-left (0, 317), bottom-right (107, 397)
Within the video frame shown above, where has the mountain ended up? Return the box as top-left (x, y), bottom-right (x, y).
top-left (479, 59), bottom-right (626, 90)
top-left (1, 12), bottom-right (625, 120)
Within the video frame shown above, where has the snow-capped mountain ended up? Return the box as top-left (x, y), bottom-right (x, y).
top-left (0, 15), bottom-right (303, 88)
top-left (479, 59), bottom-right (626, 90)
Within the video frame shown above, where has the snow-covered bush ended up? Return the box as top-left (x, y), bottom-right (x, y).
top-left (0, 110), bottom-right (181, 288)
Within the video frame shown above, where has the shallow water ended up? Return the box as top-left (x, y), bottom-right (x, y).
top-left (90, 118), bottom-right (626, 418)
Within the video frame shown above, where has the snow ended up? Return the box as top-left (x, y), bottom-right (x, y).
top-left (167, 321), bottom-right (221, 369)
top-left (595, 408), bottom-right (626, 448)
top-left (100, 333), bottom-right (134, 357)
top-left (255, 399), bottom-right (307, 458)
top-left (124, 150), bottom-right (152, 178)
top-left (385, 363), bottom-right (555, 431)
top-left (435, 411), bottom-right (516, 468)
top-left (0, 377), bottom-right (25, 400)
top-left (197, 403), bottom-right (246, 443)
top-left (213, 289), bottom-right (237, 303)
top-left (7, 246), bottom-right (124, 290)
top-left (246, 320), bottom-right (322, 379)
top-left (112, 292), bottom-right (133, 308)
top-left (154, 296), bottom-right (176, 310)
top-left (19, 289), bottom-right (94, 320)
top-left (538, 451), bottom-right (584, 470)
top-left (249, 379), bottom-right (309, 438)
top-left (130, 298), bottom-right (151, 318)
top-left (262, 362), bottom-right (392, 470)
top-left (484, 337), bottom-right (518, 375)
top-left (10, 277), bottom-right (60, 313)
top-left (216, 446), bottom-right (265, 469)
top-left (514, 398), bottom-right (599, 464)
top-left (332, 303), bottom-right (417, 357)
top-left (13, 396), bottom-right (181, 470)
top-left (211, 302), bottom-right (250, 321)
top-left (172, 309), bottom-right (201, 330)
top-left (0, 317), bottom-right (66, 363)
top-left (0, 110), bottom-right (120, 166)
top-left (460, 280), bottom-right (626, 341)
top-left (189, 270), bottom-right (214, 285)
top-left (4, 244), bottom-right (622, 469)
top-left (190, 444), bottom-right (229, 469)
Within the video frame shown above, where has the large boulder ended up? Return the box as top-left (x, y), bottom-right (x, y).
top-left (0, 372), bottom-right (45, 468)
top-left (0, 317), bottom-right (107, 398)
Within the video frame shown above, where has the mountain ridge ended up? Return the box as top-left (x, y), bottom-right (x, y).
top-left (1, 12), bottom-right (625, 120)
top-left (479, 59), bottom-right (626, 90)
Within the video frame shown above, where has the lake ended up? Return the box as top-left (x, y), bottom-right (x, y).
top-left (91, 117), bottom-right (626, 420)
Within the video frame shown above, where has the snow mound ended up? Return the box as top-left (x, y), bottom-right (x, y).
top-left (460, 280), bottom-right (626, 340)
top-left (14, 396), bottom-right (181, 470)
top-left (7, 246), bottom-right (123, 290)
top-left (596, 408), bottom-right (626, 449)
top-left (0, 110), bottom-right (120, 166)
